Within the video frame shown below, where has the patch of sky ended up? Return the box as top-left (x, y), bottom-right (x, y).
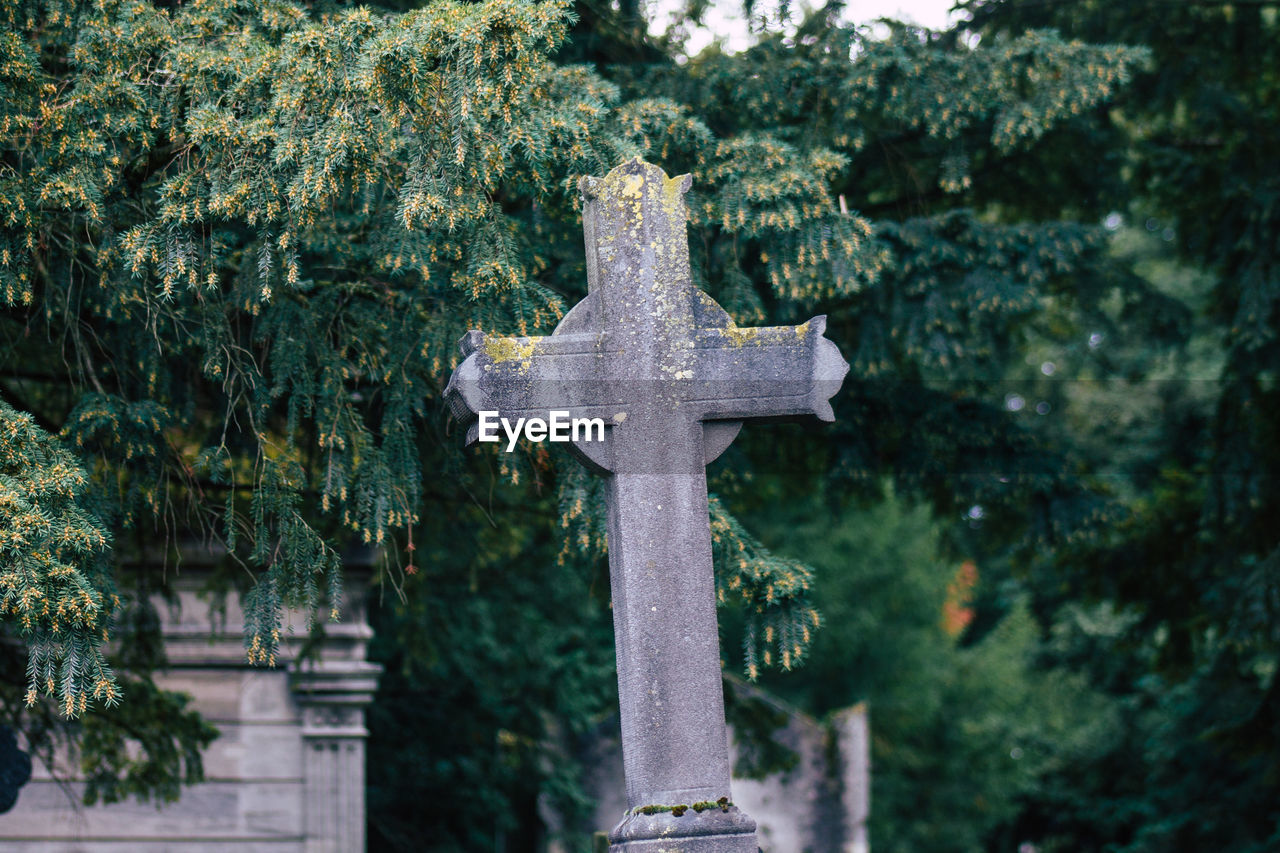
top-left (645, 0), bottom-right (963, 57)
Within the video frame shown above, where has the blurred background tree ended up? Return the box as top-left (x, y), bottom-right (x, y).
top-left (948, 2), bottom-right (1280, 850)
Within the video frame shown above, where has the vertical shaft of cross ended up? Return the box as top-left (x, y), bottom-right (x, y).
top-left (605, 419), bottom-right (733, 809)
top-left (580, 163), bottom-right (737, 809)
top-left (577, 161), bottom-right (762, 850)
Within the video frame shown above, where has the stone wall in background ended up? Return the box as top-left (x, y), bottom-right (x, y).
top-left (558, 681), bottom-right (870, 853)
top-left (0, 548), bottom-right (381, 853)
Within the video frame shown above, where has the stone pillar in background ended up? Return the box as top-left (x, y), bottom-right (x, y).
top-left (573, 687), bottom-right (873, 852)
top-left (293, 640), bottom-right (381, 853)
top-left (834, 704), bottom-right (870, 853)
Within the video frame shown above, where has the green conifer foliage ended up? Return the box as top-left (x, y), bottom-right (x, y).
top-left (1, 0), bottom-right (605, 671)
top-left (0, 398), bottom-right (117, 716)
top-left (709, 494), bottom-right (818, 677)
top-left (0, 0), bottom-right (1146, 679)
top-left (942, 3), bottom-right (1280, 848)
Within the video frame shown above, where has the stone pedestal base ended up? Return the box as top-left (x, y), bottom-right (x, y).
top-left (609, 806), bottom-right (758, 852)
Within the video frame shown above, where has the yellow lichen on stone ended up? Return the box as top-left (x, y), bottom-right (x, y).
top-left (482, 336), bottom-right (538, 364)
top-left (661, 174), bottom-right (687, 220)
top-left (621, 173), bottom-right (644, 199)
top-left (722, 325), bottom-right (764, 347)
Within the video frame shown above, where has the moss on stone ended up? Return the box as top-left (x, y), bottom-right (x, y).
top-left (627, 797), bottom-right (733, 817)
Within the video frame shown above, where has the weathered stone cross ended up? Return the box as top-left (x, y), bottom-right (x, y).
top-left (445, 159), bottom-right (848, 851)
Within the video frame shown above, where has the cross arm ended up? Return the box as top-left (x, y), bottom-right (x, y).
top-left (444, 330), bottom-right (626, 445)
top-left (685, 315), bottom-right (849, 423)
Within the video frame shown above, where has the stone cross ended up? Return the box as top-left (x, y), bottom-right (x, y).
top-left (445, 159), bottom-right (848, 851)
